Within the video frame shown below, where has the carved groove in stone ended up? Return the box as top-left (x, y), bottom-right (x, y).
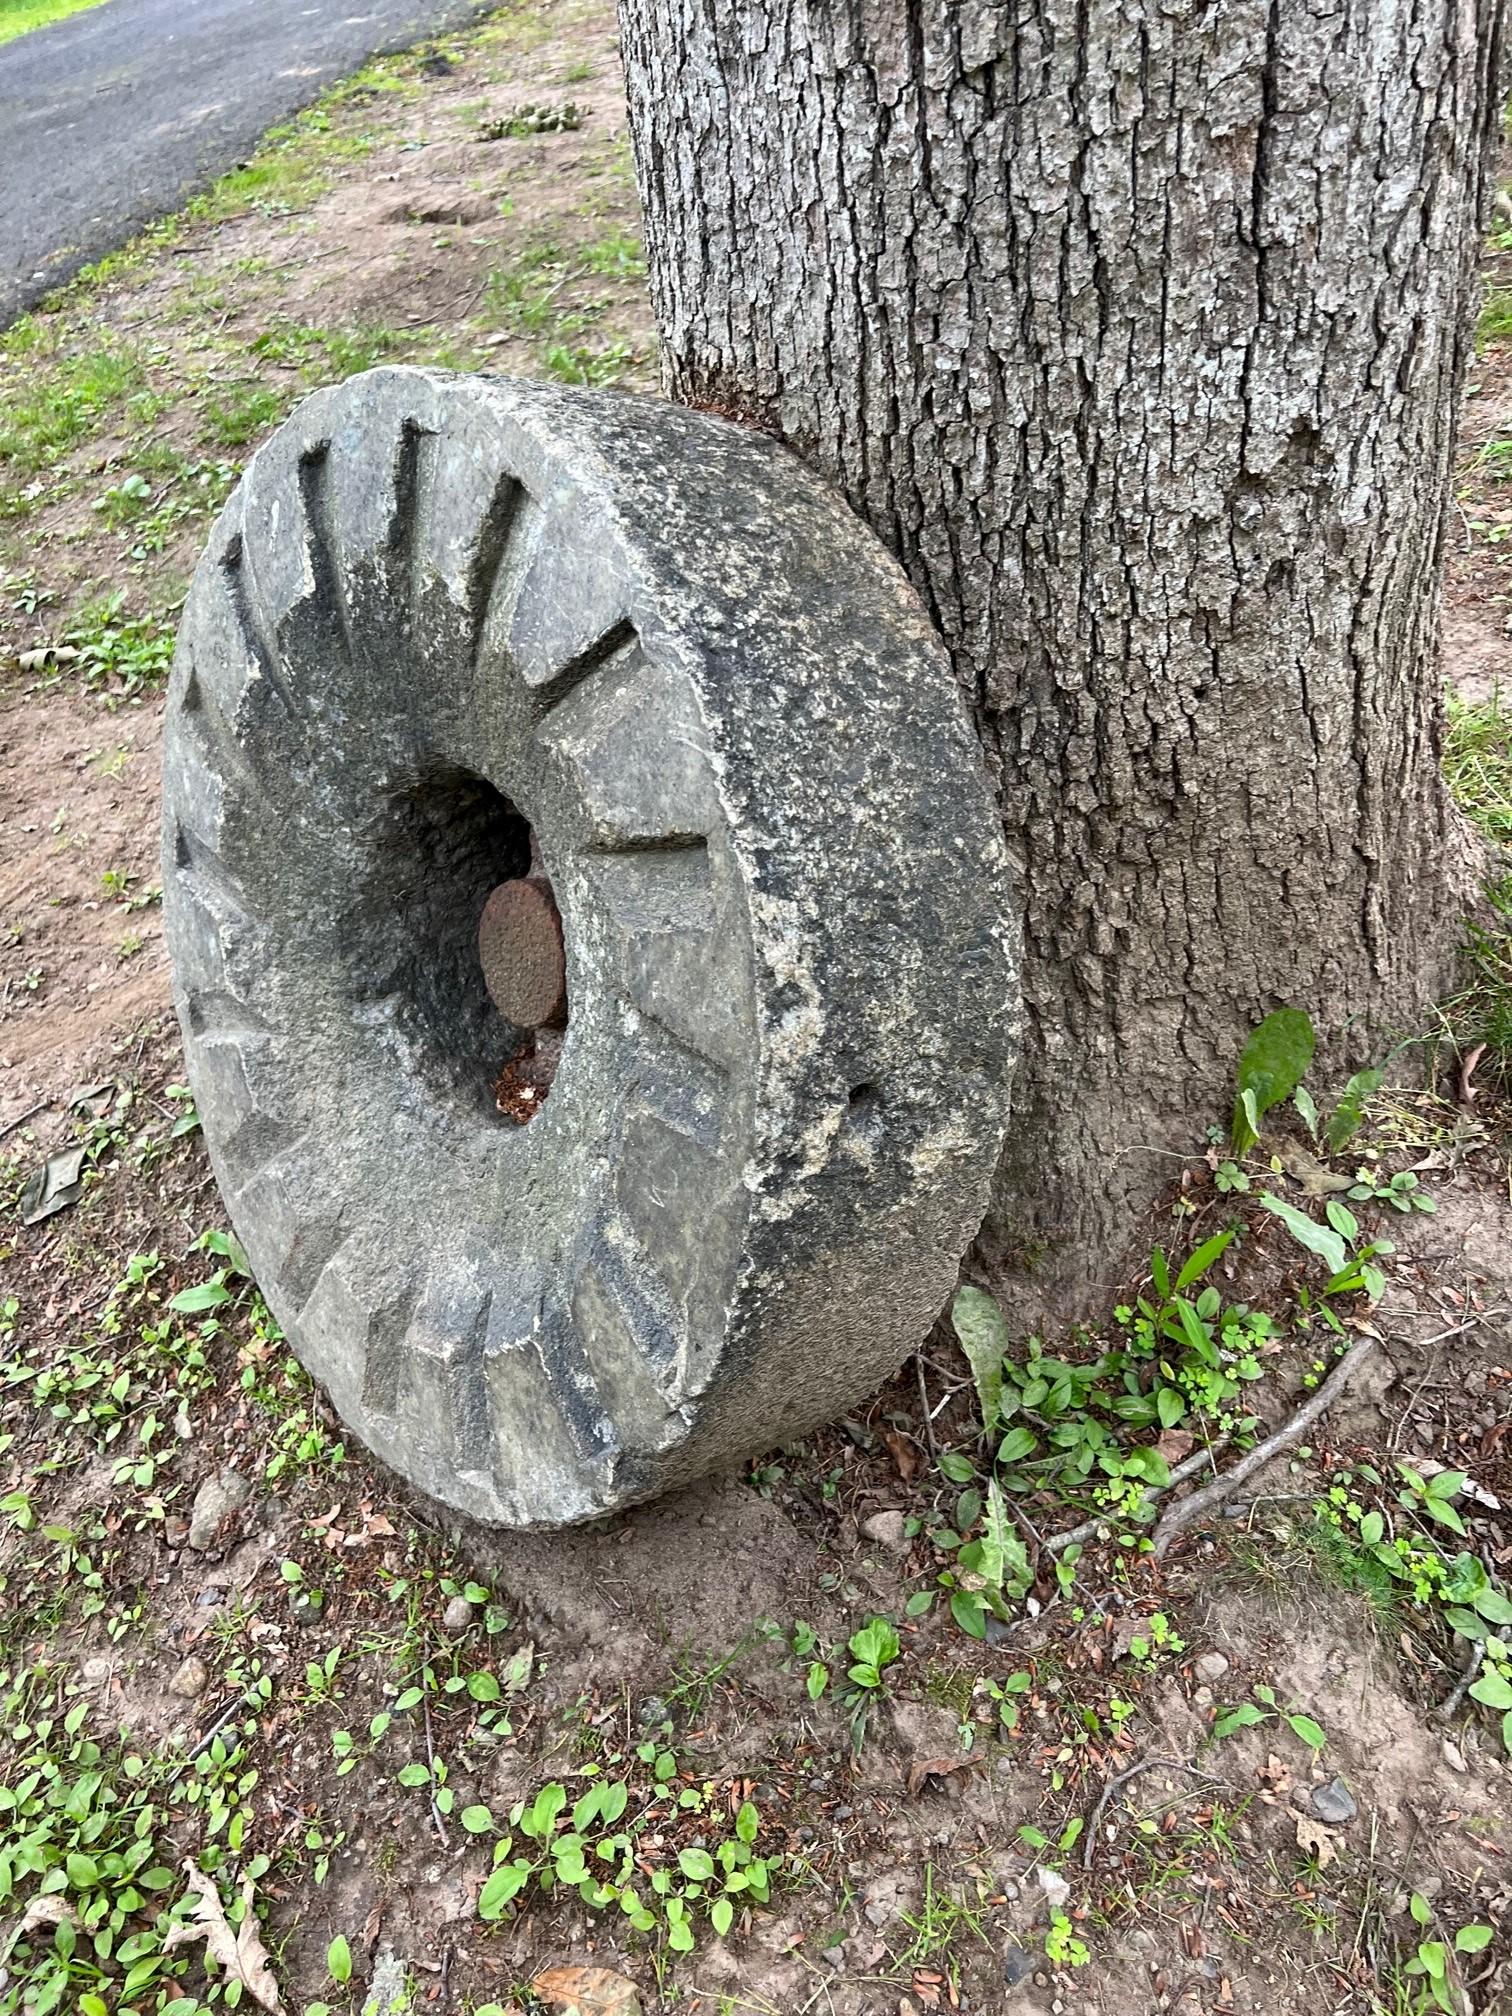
top-left (530, 618), bottom-right (638, 718)
top-left (390, 417), bottom-right (439, 616)
top-left (466, 471), bottom-right (524, 665)
top-left (221, 532), bottom-right (295, 715)
top-left (297, 441), bottom-right (353, 659)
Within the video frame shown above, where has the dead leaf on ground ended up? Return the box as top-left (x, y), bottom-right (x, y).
top-left (16, 645), bottom-right (79, 675)
top-left (1111, 1611), bottom-right (1154, 1661)
top-left (882, 1425), bottom-right (921, 1481)
top-left (1277, 1142), bottom-right (1353, 1196)
top-left (0, 1894), bottom-right (76, 1965)
top-left (1295, 1814), bottom-right (1338, 1868)
top-left (1155, 1427), bottom-right (1197, 1466)
top-left (531, 1963), bottom-right (642, 2015)
top-left (1257, 1753), bottom-right (1292, 1794)
top-left (163, 1860), bottom-right (282, 2012)
top-left (906, 1754), bottom-right (977, 1797)
top-left (19, 1145), bottom-right (87, 1226)
top-left (502, 1640), bottom-right (536, 1693)
top-left (65, 1079), bottom-right (115, 1113)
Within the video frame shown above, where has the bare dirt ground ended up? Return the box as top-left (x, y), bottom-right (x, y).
top-left (4, 8), bottom-right (1512, 2016)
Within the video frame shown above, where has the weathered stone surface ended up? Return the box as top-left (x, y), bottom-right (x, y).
top-left (162, 366), bottom-right (1019, 1528)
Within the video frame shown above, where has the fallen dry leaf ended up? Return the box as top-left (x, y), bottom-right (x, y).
top-left (1257, 1752), bottom-right (1292, 1792)
top-left (1460, 1041), bottom-right (1487, 1106)
top-left (906, 1755), bottom-right (977, 1798)
top-left (882, 1425), bottom-right (921, 1481)
top-left (1277, 1142), bottom-right (1354, 1196)
top-left (0, 1894), bottom-right (76, 1965)
top-left (163, 1860), bottom-right (282, 2012)
top-left (1295, 1814), bottom-right (1338, 1868)
top-left (1111, 1611), bottom-right (1155, 1661)
top-left (531, 1963), bottom-right (642, 2015)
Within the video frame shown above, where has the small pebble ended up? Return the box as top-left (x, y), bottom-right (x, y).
top-left (1309, 1776), bottom-right (1357, 1825)
top-left (1036, 1865), bottom-right (1071, 1909)
top-left (187, 1468), bottom-right (252, 1553)
top-left (441, 1595), bottom-right (474, 1634)
top-left (861, 1508), bottom-right (908, 1553)
top-left (638, 1695), bottom-right (669, 1728)
top-left (1002, 1944), bottom-right (1035, 1987)
top-left (1195, 1652), bottom-right (1230, 1683)
top-left (169, 1655), bottom-right (209, 1699)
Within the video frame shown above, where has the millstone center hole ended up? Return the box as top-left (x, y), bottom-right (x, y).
top-left (360, 765), bottom-right (537, 1121)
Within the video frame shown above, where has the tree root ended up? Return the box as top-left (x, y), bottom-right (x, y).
top-left (1435, 1640), bottom-right (1484, 1725)
top-left (1149, 1336), bottom-right (1380, 1562)
top-left (1042, 1444), bottom-right (1225, 1559)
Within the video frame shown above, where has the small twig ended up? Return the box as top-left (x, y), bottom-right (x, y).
top-left (1435, 1640), bottom-right (1484, 1726)
top-left (186, 1697), bottom-right (245, 1764)
top-left (1407, 1310), bottom-right (1506, 1352)
top-left (914, 1354), bottom-right (938, 1464)
top-left (1082, 1754), bottom-right (1210, 1869)
top-left (420, 1655), bottom-right (449, 1849)
top-left (1150, 1338), bottom-right (1380, 1561)
top-left (1043, 1443), bottom-right (1224, 1557)
top-left (0, 1097), bottom-right (48, 1140)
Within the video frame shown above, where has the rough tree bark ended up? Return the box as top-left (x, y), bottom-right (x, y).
top-left (615, 0), bottom-right (1506, 1302)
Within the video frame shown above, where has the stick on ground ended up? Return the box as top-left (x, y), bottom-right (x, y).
top-left (1149, 1336), bottom-right (1380, 1561)
top-left (1043, 1442), bottom-right (1224, 1558)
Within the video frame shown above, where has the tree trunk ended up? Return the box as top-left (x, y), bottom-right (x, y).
top-left (615, 0), bottom-right (1505, 1303)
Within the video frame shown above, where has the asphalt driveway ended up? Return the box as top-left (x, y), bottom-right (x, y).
top-left (0, 0), bottom-right (493, 322)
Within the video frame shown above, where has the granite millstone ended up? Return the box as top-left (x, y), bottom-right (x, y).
top-left (160, 366), bottom-right (1020, 1527)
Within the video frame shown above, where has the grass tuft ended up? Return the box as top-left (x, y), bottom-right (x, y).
top-left (1443, 692), bottom-right (1512, 1073)
top-left (0, 0), bottom-right (108, 47)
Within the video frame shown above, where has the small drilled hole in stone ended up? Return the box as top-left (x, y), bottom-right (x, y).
top-left (845, 1080), bottom-right (885, 1141)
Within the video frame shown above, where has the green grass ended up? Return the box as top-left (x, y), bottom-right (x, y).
top-left (1478, 284), bottom-right (1512, 351)
top-left (200, 381), bottom-right (289, 448)
top-left (1443, 694), bottom-right (1512, 1073)
top-left (1446, 689), bottom-right (1512, 852)
top-left (0, 0), bottom-right (109, 46)
top-left (0, 343), bottom-right (147, 474)
top-left (582, 229), bottom-right (646, 276)
top-left (543, 338), bottom-right (632, 385)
